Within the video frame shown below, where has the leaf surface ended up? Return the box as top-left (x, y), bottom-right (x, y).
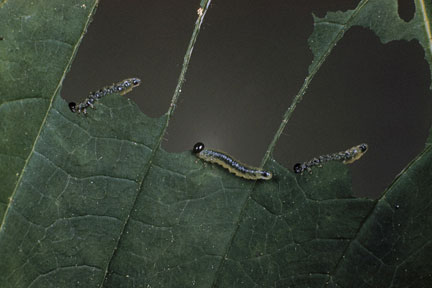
top-left (0, 0), bottom-right (98, 225)
top-left (0, 0), bottom-right (431, 287)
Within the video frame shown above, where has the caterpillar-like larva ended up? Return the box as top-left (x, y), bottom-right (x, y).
top-left (293, 143), bottom-right (368, 174)
top-left (69, 77), bottom-right (141, 115)
top-left (192, 142), bottom-right (272, 180)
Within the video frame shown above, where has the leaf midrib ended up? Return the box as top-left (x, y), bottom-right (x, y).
top-left (98, 1), bottom-right (212, 285)
top-left (418, 0), bottom-right (432, 57)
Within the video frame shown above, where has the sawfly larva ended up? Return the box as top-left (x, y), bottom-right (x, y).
top-left (192, 142), bottom-right (272, 180)
top-left (293, 143), bottom-right (368, 174)
top-left (69, 77), bottom-right (141, 115)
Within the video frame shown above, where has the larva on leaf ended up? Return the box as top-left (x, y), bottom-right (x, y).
top-left (69, 77), bottom-right (141, 115)
top-left (293, 143), bottom-right (368, 174)
top-left (192, 142), bottom-right (272, 180)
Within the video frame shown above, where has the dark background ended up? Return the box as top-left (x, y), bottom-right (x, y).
top-left (63, 0), bottom-right (432, 198)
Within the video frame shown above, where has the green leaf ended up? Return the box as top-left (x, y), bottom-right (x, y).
top-left (329, 145), bottom-right (432, 287)
top-left (1, 0), bottom-right (431, 288)
top-left (0, 0), bottom-right (99, 223)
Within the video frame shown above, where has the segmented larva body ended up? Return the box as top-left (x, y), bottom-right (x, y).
top-left (293, 143), bottom-right (368, 174)
top-left (69, 77), bottom-right (141, 115)
top-left (192, 142), bottom-right (272, 180)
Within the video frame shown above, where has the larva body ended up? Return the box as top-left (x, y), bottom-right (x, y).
top-left (293, 143), bottom-right (368, 174)
top-left (69, 77), bottom-right (141, 115)
top-left (192, 142), bottom-right (272, 180)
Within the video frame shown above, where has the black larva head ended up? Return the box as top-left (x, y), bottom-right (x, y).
top-left (293, 163), bottom-right (303, 174)
top-left (261, 171), bottom-right (273, 180)
top-left (193, 142), bottom-right (205, 154)
top-left (68, 102), bottom-right (77, 113)
top-left (359, 143), bottom-right (368, 152)
top-left (132, 78), bottom-right (141, 87)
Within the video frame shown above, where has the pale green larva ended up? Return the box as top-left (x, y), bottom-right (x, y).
top-left (192, 142), bottom-right (272, 180)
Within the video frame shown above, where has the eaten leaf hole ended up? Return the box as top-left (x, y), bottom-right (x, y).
top-left (282, 26), bottom-right (432, 199)
top-left (398, 0), bottom-right (415, 22)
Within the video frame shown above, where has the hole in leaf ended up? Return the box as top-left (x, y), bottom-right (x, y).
top-left (398, 0), bottom-right (415, 22)
top-left (281, 26), bottom-right (432, 199)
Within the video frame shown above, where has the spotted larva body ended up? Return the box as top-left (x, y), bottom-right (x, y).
top-left (293, 143), bottom-right (368, 174)
top-left (69, 77), bottom-right (141, 115)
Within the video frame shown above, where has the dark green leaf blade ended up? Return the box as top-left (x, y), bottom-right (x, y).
top-left (0, 93), bottom-right (376, 287)
top-left (0, 95), bottom-right (167, 287)
top-left (102, 147), bottom-right (256, 287)
top-left (329, 145), bottom-right (432, 287)
top-left (213, 161), bottom-right (375, 287)
top-left (1, 0), bottom-right (432, 287)
top-left (0, 0), bottom-right (99, 225)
